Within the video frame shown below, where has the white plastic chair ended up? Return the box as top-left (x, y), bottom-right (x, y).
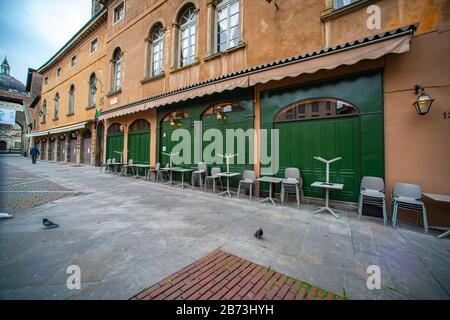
top-left (392, 183), bottom-right (428, 234)
top-left (121, 159), bottom-right (135, 176)
top-left (102, 159), bottom-right (111, 173)
top-left (358, 176), bottom-right (387, 225)
top-left (281, 168), bottom-right (304, 208)
top-left (204, 167), bottom-right (223, 193)
top-left (237, 170), bottom-right (257, 199)
top-left (192, 162), bottom-right (207, 188)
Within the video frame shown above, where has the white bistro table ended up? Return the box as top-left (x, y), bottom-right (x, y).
top-left (172, 168), bottom-right (196, 189)
top-left (423, 192), bottom-right (450, 239)
top-left (133, 164), bottom-right (153, 180)
top-left (257, 176), bottom-right (284, 206)
top-left (311, 181), bottom-right (344, 219)
top-left (216, 172), bottom-right (240, 197)
top-left (162, 167), bottom-right (181, 186)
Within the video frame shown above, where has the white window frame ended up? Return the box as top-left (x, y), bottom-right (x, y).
top-left (149, 26), bottom-right (164, 77)
top-left (333, 0), bottom-right (360, 10)
top-left (71, 55), bottom-right (77, 68)
top-left (54, 94), bottom-right (59, 120)
top-left (178, 8), bottom-right (197, 68)
top-left (88, 74), bottom-right (97, 107)
top-left (90, 37), bottom-right (98, 54)
top-left (113, 1), bottom-right (125, 25)
top-left (44, 77), bottom-right (49, 85)
top-left (113, 52), bottom-right (122, 92)
top-left (68, 86), bottom-right (75, 115)
top-left (215, 0), bottom-right (240, 53)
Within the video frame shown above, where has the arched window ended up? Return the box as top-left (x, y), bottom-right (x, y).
top-left (68, 85), bottom-right (75, 115)
top-left (129, 119), bottom-right (150, 132)
top-left (215, 0), bottom-right (240, 53)
top-left (54, 93), bottom-right (59, 120)
top-left (88, 73), bottom-right (97, 108)
top-left (41, 100), bottom-right (47, 123)
top-left (162, 111), bottom-right (190, 122)
top-left (202, 102), bottom-right (244, 117)
top-left (274, 98), bottom-right (359, 122)
top-left (108, 123), bottom-right (122, 134)
top-left (178, 5), bottom-right (197, 67)
top-left (112, 48), bottom-right (122, 92)
top-left (148, 23), bottom-right (164, 77)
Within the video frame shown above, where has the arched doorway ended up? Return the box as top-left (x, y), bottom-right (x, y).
top-left (128, 119), bottom-right (150, 168)
top-left (106, 123), bottom-right (124, 162)
top-left (70, 133), bottom-right (77, 163)
top-left (200, 102), bottom-right (251, 174)
top-left (273, 98), bottom-right (361, 202)
top-left (59, 136), bottom-right (66, 161)
top-left (83, 130), bottom-right (92, 165)
top-left (159, 111), bottom-right (191, 166)
top-left (41, 139), bottom-right (47, 160)
top-left (49, 137), bottom-right (56, 161)
top-left (0, 141), bottom-right (6, 151)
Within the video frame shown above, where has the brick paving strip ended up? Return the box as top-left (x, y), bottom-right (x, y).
top-left (132, 250), bottom-right (344, 301)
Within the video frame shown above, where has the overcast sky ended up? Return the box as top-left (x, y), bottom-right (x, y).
top-left (0, 0), bottom-right (92, 84)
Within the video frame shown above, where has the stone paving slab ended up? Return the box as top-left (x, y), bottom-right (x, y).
top-left (0, 155), bottom-right (449, 300)
top-left (133, 249), bottom-right (343, 300)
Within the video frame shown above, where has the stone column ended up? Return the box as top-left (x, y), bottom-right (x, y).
top-left (91, 126), bottom-right (97, 166)
top-left (205, 0), bottom-right (215, 57)
top-left (55, 136), bottom-right (61, 161)
top-left (47, 138), bottom-right (52, 160)
top-left (123, 124), bottom-right (128, 163)
top-left (76, 131), bottom-right (82, 165)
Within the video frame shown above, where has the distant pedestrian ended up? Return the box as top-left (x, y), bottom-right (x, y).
top-left (30, 146), bottom-right (40, 164)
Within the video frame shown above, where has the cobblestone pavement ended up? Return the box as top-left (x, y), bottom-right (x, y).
top-left (0, 155), bottom-right (449, 300)
top-left (0, 161), bottom-right (74, 214)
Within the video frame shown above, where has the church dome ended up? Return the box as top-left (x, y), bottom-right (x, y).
top-left (0, 57), bottom-right (26, 93)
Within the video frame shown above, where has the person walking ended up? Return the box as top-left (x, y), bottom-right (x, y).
top-left (30, 146), bottom-right (40, 164)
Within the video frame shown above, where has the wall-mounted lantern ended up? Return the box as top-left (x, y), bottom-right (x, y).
top-left (216, 110), bottom-right (227, 121)
top-left (169, 116), bottom-right (181, 127)
top-left (119, 125), bottom-right (124, 132)
top-left (71, 132), bottom-right (77, 139)
top-left (413, 85), bottom-right (434, 116)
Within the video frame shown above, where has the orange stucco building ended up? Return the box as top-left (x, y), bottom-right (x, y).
top-left (27, 0), bottom-right (450, 228)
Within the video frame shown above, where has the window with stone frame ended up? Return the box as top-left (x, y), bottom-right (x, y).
top-left (178, 5), bottom-right (197, 68)
top-left (88, 73), bottom-right (97, 108)
top-left (54, 93), bottom-right (59, 120)
top-left (111, 48), bottom-right (122, 92)
top-left (113, 2), bottom-right (125, 24)
top-left (148, 23), bottom-right (164, 77)
top-left (215, 0), bottom-right (240, 53)
top-left (68, 85), bottom-right (75, 116)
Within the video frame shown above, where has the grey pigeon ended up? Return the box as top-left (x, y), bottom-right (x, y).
top-left (43, 218), bottom-right (59, 229)
top-left (254, 228), bottom-right (263, 240)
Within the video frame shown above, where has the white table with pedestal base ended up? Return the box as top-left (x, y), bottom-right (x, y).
top-left (311, 182), bottom-right (344, 219)
top-left (216, 172), bottom-right (240, 197)
top-left (257, 176), bottom-right (284, 206)
top-left (172, 168), bottom-right (195, 189)
top-left (423, 192), bottom-right (450, 239)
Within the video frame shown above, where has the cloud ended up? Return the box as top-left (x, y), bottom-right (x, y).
top-left (0, 0), bottom-right (92, 83)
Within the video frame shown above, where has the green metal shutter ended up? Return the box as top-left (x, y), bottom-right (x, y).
top-left (106, 134), bottom-right (124, 162)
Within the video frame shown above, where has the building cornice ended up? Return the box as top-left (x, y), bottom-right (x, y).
top-left (37, 8), bottom-right (108, 74)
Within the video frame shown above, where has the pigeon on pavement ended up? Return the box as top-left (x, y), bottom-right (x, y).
top-left (254, 228), bottom-right (263, 240)
top-left (43, 218), bottom-right (59, 229)
top-left (0, 212), bottom-right (13, 219)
